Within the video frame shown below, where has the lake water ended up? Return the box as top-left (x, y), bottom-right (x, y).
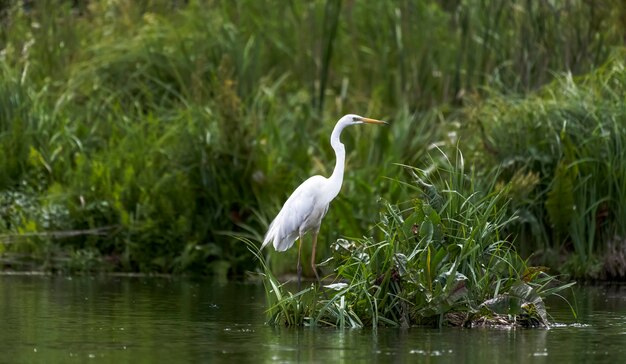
top-left (1, 274), bottom-right (625, 363)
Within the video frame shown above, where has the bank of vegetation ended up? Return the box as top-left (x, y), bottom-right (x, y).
top-left (0, 1), bottom-right (624, 285)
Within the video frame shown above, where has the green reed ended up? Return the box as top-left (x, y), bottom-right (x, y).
top-left (0, 0), bottom-right (623, 276)
top-left (459, 51), bottom-right (626, 279)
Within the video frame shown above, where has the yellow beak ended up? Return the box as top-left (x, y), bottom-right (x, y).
top-left (361, 117), bottom-right (388, 125)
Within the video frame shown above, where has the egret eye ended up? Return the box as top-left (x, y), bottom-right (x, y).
top-left (352, 117), bottom-right (360, 122)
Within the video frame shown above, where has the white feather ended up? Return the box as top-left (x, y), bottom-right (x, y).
top-left (262, 176), bottom-right (330, 251)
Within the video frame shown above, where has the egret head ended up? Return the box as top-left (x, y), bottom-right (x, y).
top-left (331, 114), bottom-right (388, 146)
top-left (341, 114), bottom-right (388, 126)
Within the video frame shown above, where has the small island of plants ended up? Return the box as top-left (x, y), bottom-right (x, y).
top-left (248, 150), bottom-right (575, 328)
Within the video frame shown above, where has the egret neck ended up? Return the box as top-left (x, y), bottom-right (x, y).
top-left (327, 120), bottom-right (348, 201)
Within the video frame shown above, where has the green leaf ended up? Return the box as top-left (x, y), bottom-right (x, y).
top-left (419, 220), bottom-right (434, 242)
top-left (545, 161), bottom-right (574, 237)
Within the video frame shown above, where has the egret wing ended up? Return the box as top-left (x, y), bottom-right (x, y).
top-left (262, 176), bottom-right (324, 251)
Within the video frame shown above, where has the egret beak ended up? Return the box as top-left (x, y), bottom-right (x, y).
top-left (360, 117), bottom-right (388, 125)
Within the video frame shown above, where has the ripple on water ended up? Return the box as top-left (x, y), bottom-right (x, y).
top-left (409, 349), bottom-right (453, 356)
top-left (551, 322), bottom-right (592, 328)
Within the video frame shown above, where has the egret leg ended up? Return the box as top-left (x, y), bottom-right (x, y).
top-left (311, 231), bottom-right (321, 285)
top-left (297, 234), bottom-right (303, 291)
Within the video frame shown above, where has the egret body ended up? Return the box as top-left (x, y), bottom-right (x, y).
top-left (261, 114), bottom-right (386, 287)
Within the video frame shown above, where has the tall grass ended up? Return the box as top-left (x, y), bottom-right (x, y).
top-left (0, 0), bottom-right (624, 275)
top-left (459, 51), bottom-right (626, 279)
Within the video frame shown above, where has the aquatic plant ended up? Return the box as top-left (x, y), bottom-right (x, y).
top-left (255, 150), bottom-right (575, 328)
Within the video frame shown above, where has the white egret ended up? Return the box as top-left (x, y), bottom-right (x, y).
top-left (261, 114), bottom-right (387, 288)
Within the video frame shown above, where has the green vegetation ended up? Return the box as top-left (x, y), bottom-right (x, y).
top-left (251, 151), bottom-right (575, 327)
top-left (458, 52), bottom-right (626, 279)
top-left (0, 0), bottom-right (625, 284)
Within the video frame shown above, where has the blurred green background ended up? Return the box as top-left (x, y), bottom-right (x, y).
top-left (0, 0), bottom-right (624, 280)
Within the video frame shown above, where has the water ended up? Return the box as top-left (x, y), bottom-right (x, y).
top-left (1, 275), bottom-right (625, 363)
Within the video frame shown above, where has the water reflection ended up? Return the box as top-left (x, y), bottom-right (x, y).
top-left (0, 275), bottom-right (624, 363)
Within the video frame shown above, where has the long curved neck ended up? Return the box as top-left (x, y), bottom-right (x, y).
top-left (328, 121), bottom-right (348, 198)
